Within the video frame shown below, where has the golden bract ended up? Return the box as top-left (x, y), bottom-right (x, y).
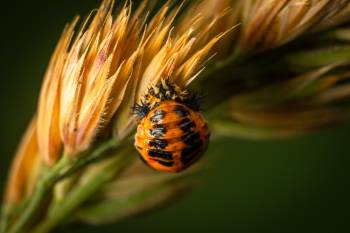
top-left (36, 0), bottom-right (231, 166)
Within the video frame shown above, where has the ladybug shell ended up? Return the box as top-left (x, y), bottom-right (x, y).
top-left (135, 100), bottom-right (210, 172)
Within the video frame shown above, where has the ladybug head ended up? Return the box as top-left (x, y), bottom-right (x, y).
top-left (133, 77), bottom-right (203, 119)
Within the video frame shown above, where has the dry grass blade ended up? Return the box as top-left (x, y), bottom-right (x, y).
top-left (239, 0), bottom-right (350, 52)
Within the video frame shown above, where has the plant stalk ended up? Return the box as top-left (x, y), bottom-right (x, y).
top-left (7, 139), bottom-right (121, 233)
top-left (30, 150), bottom-right (134, 233)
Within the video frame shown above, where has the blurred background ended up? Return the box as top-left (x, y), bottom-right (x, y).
top-left (1, 1), bottom-right (350, 232)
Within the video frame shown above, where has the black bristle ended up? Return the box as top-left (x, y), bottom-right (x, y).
top-left (181, 92), bottom-right (204, 111)
top-left (148, 78), bottom-right (178, 101)
top-left (139, 78), bottom-right (205, 113)
top-left (132, 102), bottom-right (150, 118)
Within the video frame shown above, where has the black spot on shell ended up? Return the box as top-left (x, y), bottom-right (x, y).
top-left (149, 139), bottom-right (168, 149)
top-left (181, 153), bottom-right (198, 165)
top-left (174, 105), bottom-right (189, 117)
top-left (149, 124), bottom-right (166, 137)
top-left (148, 150), bottom-right (173, 160)
top-left (179, 118), bottom-right (196, 132)
top-left (182, 132), bottom-right (201, 145)
top-left (150, 109), bottom-right (165, 124)
top-left (156, 160), bottom-right (174, 167)
top-left (181, 140), bottom-right (203, 161)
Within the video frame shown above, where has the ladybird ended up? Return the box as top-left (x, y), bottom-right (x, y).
top-left (133, 78), bottom-right (210, 172)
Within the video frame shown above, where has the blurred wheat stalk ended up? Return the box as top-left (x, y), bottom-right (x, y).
top-left (2, 0), bottom-right (350, 233)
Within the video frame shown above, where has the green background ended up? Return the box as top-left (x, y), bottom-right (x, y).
top-left (1, 1), bottom-right (349, 232)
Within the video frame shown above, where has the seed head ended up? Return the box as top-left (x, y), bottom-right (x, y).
top-left (239, 0), bottom-right (350, 52)
top-left (37, 0), bottom-right (230, 165)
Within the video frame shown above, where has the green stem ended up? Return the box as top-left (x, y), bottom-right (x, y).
top-left (211, 120), bottom-right (300, 140)
top-left (1, 192), bottom-right (37, 232)
top-left (7, 139), bottom-right (120, 233)
top-left (30, 150), bottom-right (133, 233)
top-left (7, 157), bottom-right (70, 233)
top-left (287, 45), bottom-right (350, 69)
top-left (1, 204), bottom-right (13, 233)
top-left (57, 139), bottom-right (120, 181)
